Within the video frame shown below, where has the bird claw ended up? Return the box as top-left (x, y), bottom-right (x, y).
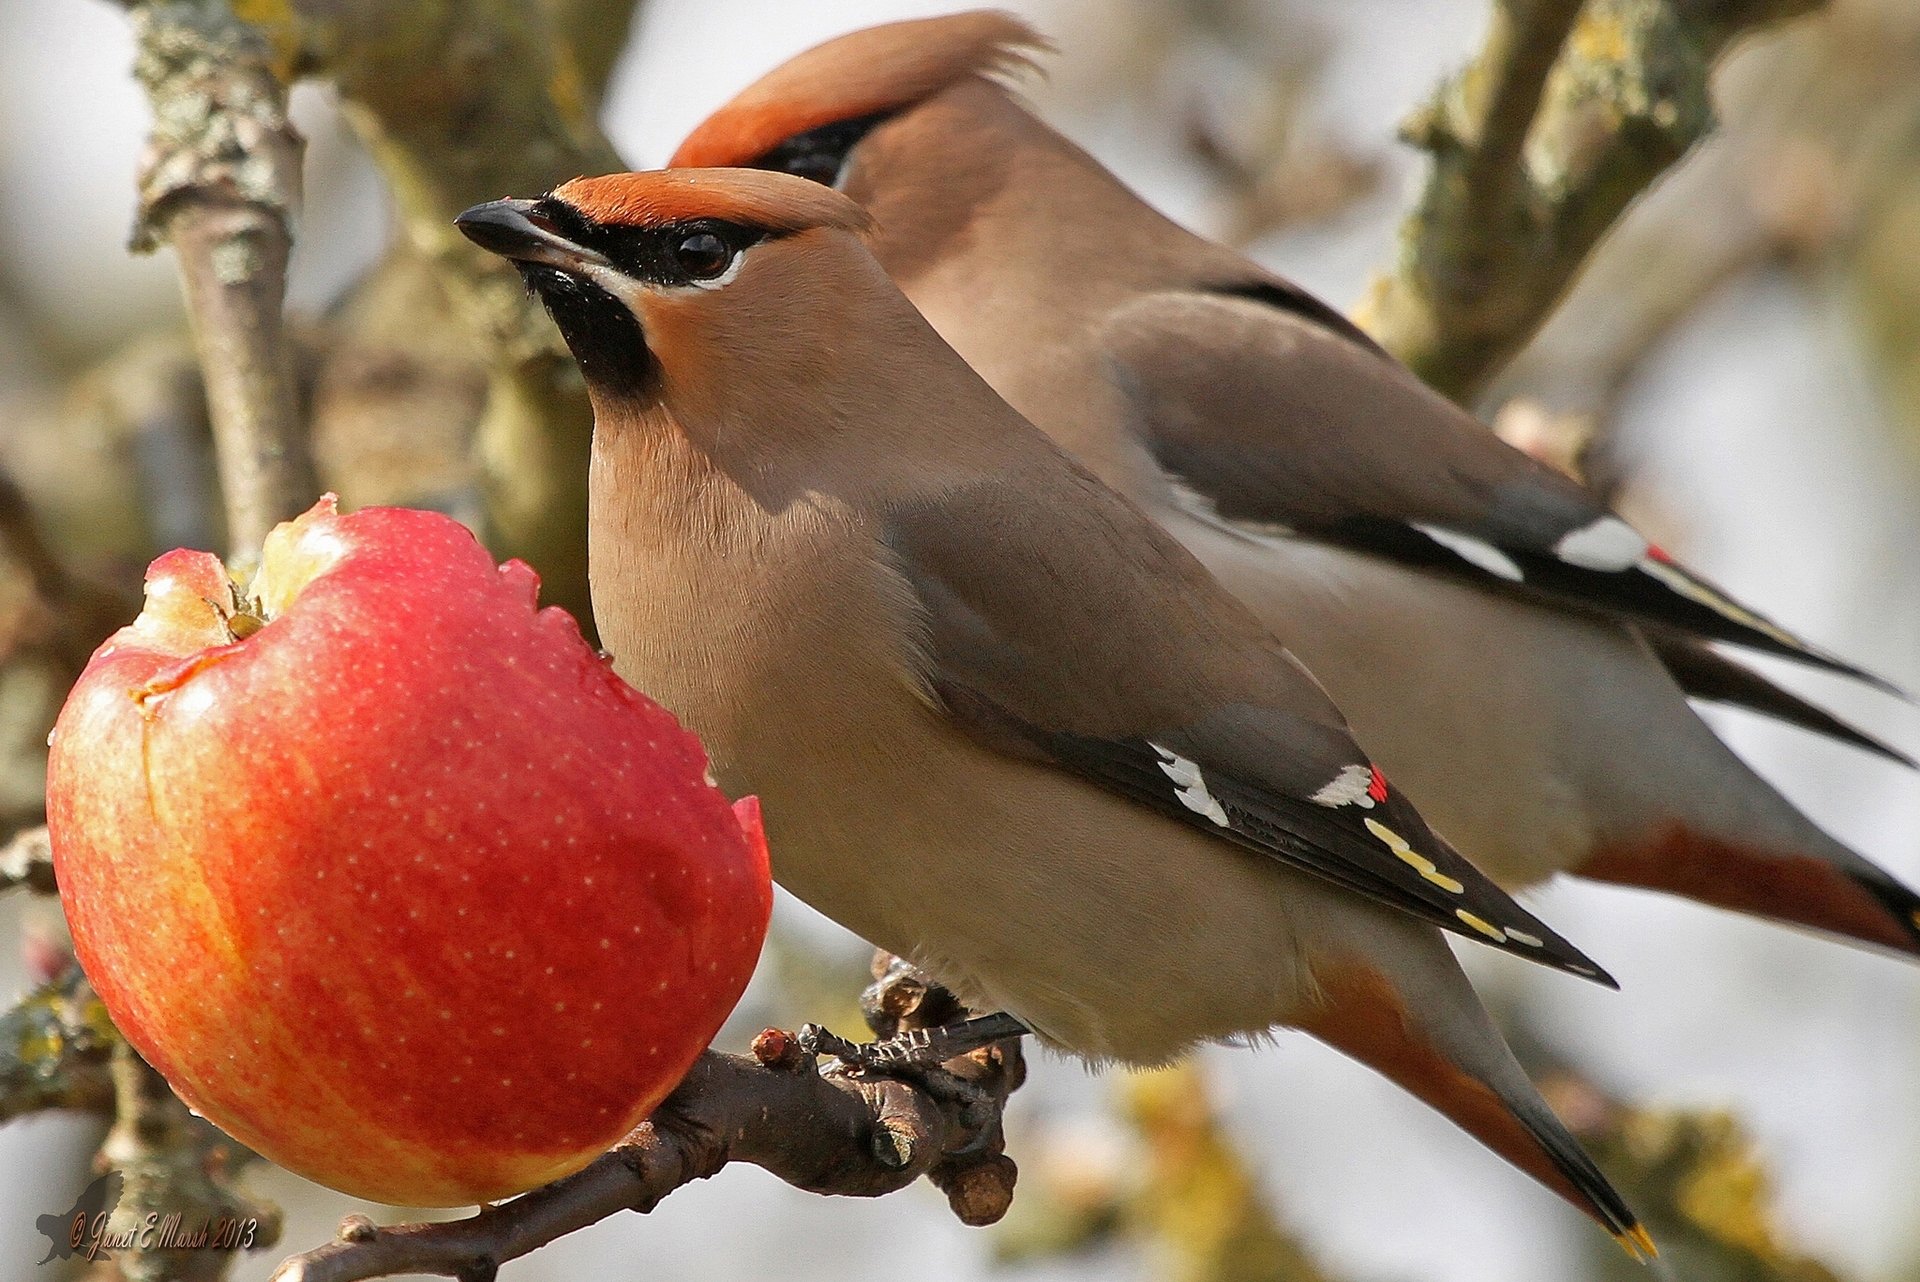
top-left (796, 1011), bottom-right (1027, 1144)
top-left (797, 1011), bottom-right (1028, 1072)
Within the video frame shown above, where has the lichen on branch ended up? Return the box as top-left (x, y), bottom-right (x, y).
top-left (234, 0), bottom-right (641, 636)
top-left (120, 0), bottom-right (318, 562)
top-left (0, 963), bottom-right (116, 1122)
top-left (1357, 0), bottom-right (1829, 402)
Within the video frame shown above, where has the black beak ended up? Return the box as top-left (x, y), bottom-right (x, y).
top-left (454, 198), bottom-right (613, 273)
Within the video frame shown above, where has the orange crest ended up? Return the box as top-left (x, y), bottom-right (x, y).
top-left (551, 168), bottom-right (874, 236)
top-left (670, 10), bottom-right (1049, 169)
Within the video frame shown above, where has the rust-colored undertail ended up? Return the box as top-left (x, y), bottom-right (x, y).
top-left (1579, 823), bottom-right (1920, 957)
top-left (1295, 961), bottom-right (1654, 1259)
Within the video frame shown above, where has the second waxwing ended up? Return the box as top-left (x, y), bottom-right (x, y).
top-left (455, 166), bottom-right (1652, 1256)
top-left (669, 11), bottom-right (1920, 959)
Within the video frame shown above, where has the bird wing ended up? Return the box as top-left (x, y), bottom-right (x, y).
top-left (881, 470), bottom-right (1612, 986)
top-left (1096, 285), bottom-right (1899, 693)
top-left (1648, 630), bottom-right (1915, 767)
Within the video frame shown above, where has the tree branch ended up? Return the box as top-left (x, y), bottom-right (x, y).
top-left (1458, 0), bottom-right (1589, 216)
top-left (122, 0), bottom-right (318, 563)
top-left (543, 0), bottom-right (648, 121)
top-left (0, 824), bottom-right (55, 894)
top-left (1357, 0), bottom-right (1828, 402)
top-left (0, 964), bottom-right (116, 1122)
top-left (225, 0), bottom-right (638, 636)
top-left (272, 960), bottom-right (1024, 1282)
top-left (95, 1039), bottom-right (284, 1281)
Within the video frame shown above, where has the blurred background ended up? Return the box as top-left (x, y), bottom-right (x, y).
top-left (3, 1), bottom-right (1919, 1280)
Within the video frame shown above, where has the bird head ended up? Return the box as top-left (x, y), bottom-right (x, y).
top-left (669, 11), bottom-right (1048, 192)
top-left (454, 167), bottom-right (997, 500)
top-left (455, 167), bottom-right (873, 405)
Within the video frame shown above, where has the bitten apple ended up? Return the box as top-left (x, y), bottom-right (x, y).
top-left (47, 497), bottom-right (772, 1207)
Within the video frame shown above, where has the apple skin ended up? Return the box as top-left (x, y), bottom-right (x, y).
top-left (47, 497), bottom-right (772, 1207)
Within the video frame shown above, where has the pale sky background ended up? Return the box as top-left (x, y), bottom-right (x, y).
top-left (3, 3), bottom-right (1919, 1281)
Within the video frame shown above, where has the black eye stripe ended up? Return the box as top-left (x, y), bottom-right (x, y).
top-left (533, 196), bottom-right (600, 246)
top-left (530, 202), bottom-right (765, 287)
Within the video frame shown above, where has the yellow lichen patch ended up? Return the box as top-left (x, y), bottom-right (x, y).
top-left (1569, 11), bottom-right (1629, 66)
top-left (228, 0), bottom-right (305, 83)
top-left (1454, 909), bottom-right (1508, 942)
top-left (230, 0), bottom-right (293, 25)
top-left (548, 47), bottom-right (590, 135)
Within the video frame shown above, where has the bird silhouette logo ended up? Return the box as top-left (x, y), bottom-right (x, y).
top-left (34, 1171), bottom-right (123, 1265)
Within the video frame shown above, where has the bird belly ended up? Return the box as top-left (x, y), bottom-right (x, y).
top-left (719, 692), bottom-right (1326, 1064)
top-left (592, 510), bottom-right (1321, 1063)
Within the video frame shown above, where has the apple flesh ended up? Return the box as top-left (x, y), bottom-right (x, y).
top-left (47, 497), bottom-right (772, 1207)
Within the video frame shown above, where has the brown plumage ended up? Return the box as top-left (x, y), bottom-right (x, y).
top-left (671, 11), bottom-right (1920, 963)
top-left (455, 167), bottom-right (1651, 1255)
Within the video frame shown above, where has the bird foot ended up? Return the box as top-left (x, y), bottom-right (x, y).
top-left (798, 1012), bottom-right (1027, 1156)
top-left (797, 1011), bottom-right (1028, 1071)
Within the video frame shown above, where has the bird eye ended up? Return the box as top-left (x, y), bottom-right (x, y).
top-left (673, 232), bottom-right (736, 281)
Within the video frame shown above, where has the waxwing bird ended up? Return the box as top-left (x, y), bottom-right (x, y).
top-left (670, 11), bottom-right (1920, 958)
top-left (455, 167), bottom-right (1652, 1254)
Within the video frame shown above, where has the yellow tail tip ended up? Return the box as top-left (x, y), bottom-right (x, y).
top-left (1614, 1223), bottom-right (1659, 1261)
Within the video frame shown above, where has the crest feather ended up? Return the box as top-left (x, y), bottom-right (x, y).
top-left (552, 168), bottom-right (875, 236)
top-left (670, 11), bottom-right (1050, 169)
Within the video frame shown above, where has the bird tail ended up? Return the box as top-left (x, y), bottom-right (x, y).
top-left (1295, 955), bottom-right (1653, 1261)
top-left (1579, 822), bottom-right (1920, 959)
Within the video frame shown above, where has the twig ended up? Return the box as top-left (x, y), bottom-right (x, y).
top-left (96, 1040), bottom-right (283, 1281)
top-left (1464, 0), bottom-right (1591, 216)
top-left (1358, 0), bottom-right (1829, 402)
top-left (227, 0), bottom-right (639, 635)
top-left (1151, 6), bottom-right (1382, 248)
top-left (272, 960), bottom-right (1025, 1282)
top-left (546, 0), bottom-right (649, 121)
top-left (1490, 103), bottom-right (1820, 498)
top-left (0, 964), bottom-right (116, 1122)
top-left (1, 824), bottom-right (55, 894)
top-left (122, 0), bottom-right (317, 563)
top-left (0, 475), bottom-right (142, 680)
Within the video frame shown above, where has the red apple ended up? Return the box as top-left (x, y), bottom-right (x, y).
top-left (46, 497), bottom-right (772, 1206)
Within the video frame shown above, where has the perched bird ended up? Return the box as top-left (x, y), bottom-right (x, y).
top-left (670, 11), bottom-right (1920, 957)
top-left (456, 167), bottom-right (1651, 1253)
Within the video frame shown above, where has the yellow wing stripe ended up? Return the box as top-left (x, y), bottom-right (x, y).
top-left (1365, 818), bottom-right (1466, 894)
